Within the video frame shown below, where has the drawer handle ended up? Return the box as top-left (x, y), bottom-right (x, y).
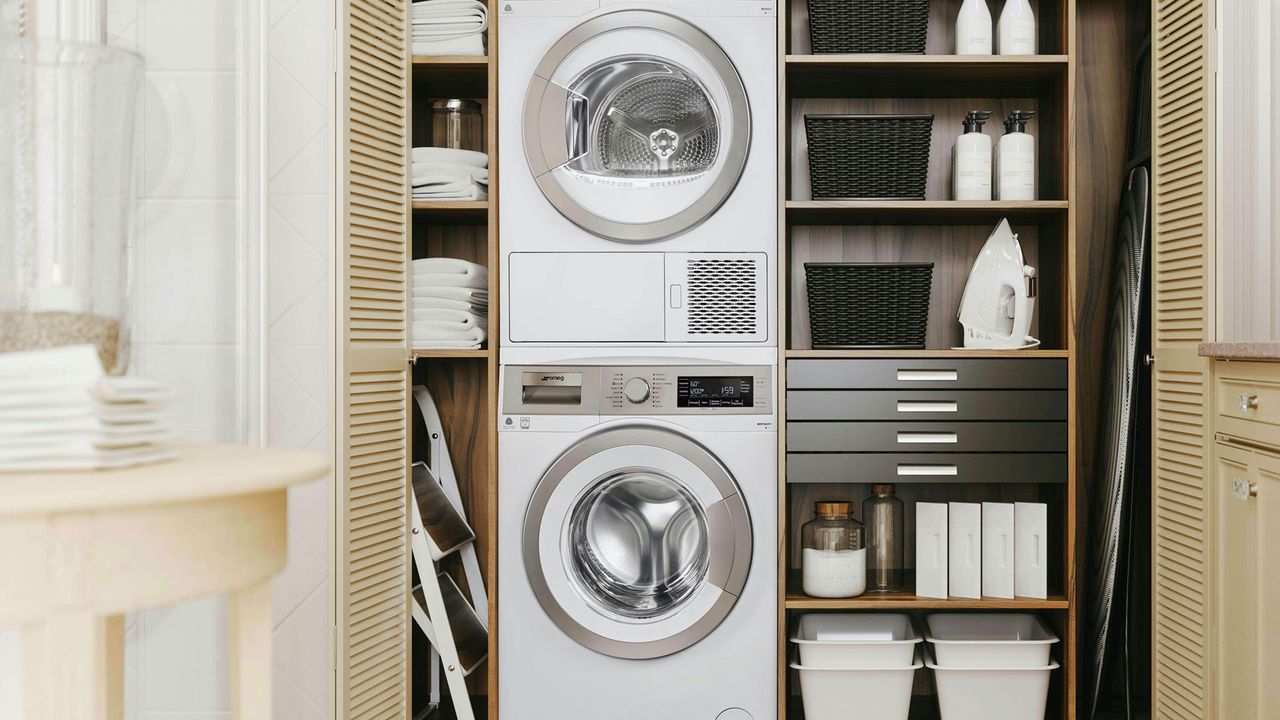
top-left (898, 464), bottom-right (959, 477)
top-left (1232, 477), bottom-right (1259, 501)
top-left (897, 401), bottom-right (958, 413)
top-left (897, 370), bottom-right (958, 382)
top-left (1240, 393), bottom-right (1260, 411)
top-left (897, 432), bottom-right (958, 445)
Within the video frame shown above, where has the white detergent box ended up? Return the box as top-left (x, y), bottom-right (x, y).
top-left (1015, 502), bottom-right (1049, 598)
top-left (916, 502), bottom-right (948, 599)
top-left (948, 502), bottom-right (982, 599)
top-left (981, 502), bottom-right (1015, 599)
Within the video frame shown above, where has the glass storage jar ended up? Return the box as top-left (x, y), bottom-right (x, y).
top-left (800, 501), bottom-right (866, 598)
top-left (864, 484), bottom-right (905, 591)
top-left (0, 40), bottom-right (143, 373)
top-left (430, 98), bottom-right (483, 151)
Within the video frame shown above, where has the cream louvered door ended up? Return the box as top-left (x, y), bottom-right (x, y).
top-left (1152, 0), bottom-right (1217, 717)
top-left (338, 0), bottom-right (411, 718)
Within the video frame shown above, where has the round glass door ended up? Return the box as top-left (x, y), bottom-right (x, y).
top-left (523, 10), bottom-right (751, 243)
top-left (523, 426), bottom-right (752, 659)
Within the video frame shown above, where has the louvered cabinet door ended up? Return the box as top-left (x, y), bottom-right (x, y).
top-left (338, 0), bottom-right (411, 717)
top-left (1152, 0), bottom-right (1217, 716)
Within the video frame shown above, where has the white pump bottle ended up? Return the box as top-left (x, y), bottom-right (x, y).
top-left (955, 0), bottom-right (993, 55)
top-left (952, 110), bottom-right (993, 201)
top-left (997, 0), bottom-right (1036, 55)
top-left (994, 110), bottom-right (1036, 201)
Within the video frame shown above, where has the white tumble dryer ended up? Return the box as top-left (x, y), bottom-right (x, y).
top-left (498, 0), bottom-right (778, 348)
top-left (498, 350), bottom-right (777, 719)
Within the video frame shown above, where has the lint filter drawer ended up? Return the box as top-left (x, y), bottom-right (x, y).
top-left (787, 358), bottom-right (1067, 390)
top-left (786, 453), bottom-right (1067, 484)
top-left (786, 390), bottom-right (1067, 421)
top-left (786, 421), bottom-right (1067, 453)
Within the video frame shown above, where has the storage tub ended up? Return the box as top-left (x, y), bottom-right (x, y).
top-left (805, 262), bottom-right (933, 349)
top-left (791, 613), bottom-right (922, 667)
top-left (925, 613), bottom-right (1059, 668)
top-left (791, 651), bottom-right (921, 720)
top-left (806, 0), bottom-right (930, 54)
top-left (804, 114), bottom-right (934, 200)
top-left (926, 647), bottom-right (1059, 720)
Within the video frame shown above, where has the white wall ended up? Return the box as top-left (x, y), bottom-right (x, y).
top-left (0, 1), bottom-right (335, 717)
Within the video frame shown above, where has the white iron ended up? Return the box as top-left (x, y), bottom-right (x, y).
top-left (957, 218), bottom-right (1040, 349)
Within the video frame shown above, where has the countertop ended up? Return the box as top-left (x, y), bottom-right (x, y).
top-left (1199, 342), bottom-right (1280, 361)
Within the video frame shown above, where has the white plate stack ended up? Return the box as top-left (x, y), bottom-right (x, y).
top-left (788, 614), bottom-right (923, 720)
top-left (412, 258), bottom-right (489, 350)
top-left (924, 613), bottom-right (1060, 720)
top-left (0, 345), bottom-right (174, 471)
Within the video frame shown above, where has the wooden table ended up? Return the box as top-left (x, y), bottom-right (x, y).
top-left (0, 444), bottom-right (330, 720)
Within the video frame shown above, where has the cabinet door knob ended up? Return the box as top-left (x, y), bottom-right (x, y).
top-left (1232, 477), bottom-right (1259, 501)
top-left (1240, 393), bottom-right (1260, 411)
top-left (1143, 354), bottom-right (1155, 366)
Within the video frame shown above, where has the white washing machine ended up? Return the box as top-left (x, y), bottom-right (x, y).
top-left (498, 0), bottom-right (778, 347)
top-left (498, 350), bottom-right (777, 719)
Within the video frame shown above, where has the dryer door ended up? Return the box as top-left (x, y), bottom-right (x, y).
top-left (523, 425), bottom-right (752, 659)
top-left (523, 10), bottom-right (751, 243)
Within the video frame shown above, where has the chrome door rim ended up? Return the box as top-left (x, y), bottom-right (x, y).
top-left (523, 426), bottom-right (752, 659)
top-left (522, 10), bottom-right (752, 244)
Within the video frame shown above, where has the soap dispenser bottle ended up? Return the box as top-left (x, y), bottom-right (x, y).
top-left (955, 0), bottom-right (992, 55)
top-left (997, 0), bottom-right (1036, 54)
top-left (994, 109), bottom-right (1036, 201)
top-left (952, 110), bottom-right (993, 200)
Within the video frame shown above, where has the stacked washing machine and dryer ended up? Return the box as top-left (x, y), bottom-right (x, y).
top-left (496, 1), bottom-right (779, 718)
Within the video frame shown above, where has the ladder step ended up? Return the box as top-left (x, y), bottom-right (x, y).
top-left (412, 461), bottom-right (476, 560)
top-left (411, 572), bottom-right (489, 677)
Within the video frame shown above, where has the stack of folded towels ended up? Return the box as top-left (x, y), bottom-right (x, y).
top-left (0, 345), bottom-right (174, 470)
top-left (413, 258), bottom-right (489, 350)
top-left (412, 0), bottom-right (488, 57)
top-left (413, 147), bottom-right (488, 201)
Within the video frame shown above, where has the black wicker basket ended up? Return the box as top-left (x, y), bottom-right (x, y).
top-left (805, 114), bottom-right (934, 200)
top-left (807, 0), bottom-right (930, 54)
top-left (805, 262), bottom-right (934, 349)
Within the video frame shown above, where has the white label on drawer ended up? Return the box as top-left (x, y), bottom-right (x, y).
top-left (896, 370), bottom-right (959, 382)
top-left (898, 432), bottom-right (959, 444)
top-left (897, 401), bottom-right (958, 413)
top-left (898, 464), bottom-right (959, 476)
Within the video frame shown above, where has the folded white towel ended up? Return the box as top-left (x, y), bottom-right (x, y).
top-left (411, 285), bottom-right (489, 302)
top-left (413, 257), bottom-right (486, 276)
top-left (412, 323), bottom-right (487, 343)
top-left (413, 184), bottom-right (487, 200)
top-left (413, 161), bottom-right (488, 182)
top-left (412, 338), bottom-right (484, 350)
top-left (411, 147), bottom-right (488, 167)
top-left (414, 275), bottom-right (487, 290)
top-left (413, 35), bottom-right (485, 56)
top-left (412, 0), bottom-right (486, 17)
top-left (412, 296), bottom-right (487, 313)
top-left (412, 307), bottom-right (487, 329)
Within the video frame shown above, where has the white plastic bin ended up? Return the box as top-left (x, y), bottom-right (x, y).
top-left (926, 647), bottom-right (1059, 720)
top-left (925, 613), bottom-right (1058, 667)
top-left (790, 613), bottom-right (921, 667)
top-left (791, 651), bottom-right (921, 720)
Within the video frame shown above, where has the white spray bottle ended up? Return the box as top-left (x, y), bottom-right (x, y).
top-left (997, 0), bottom-right (1036, 55)
top-left (955, 0), bottom-right (993, 55)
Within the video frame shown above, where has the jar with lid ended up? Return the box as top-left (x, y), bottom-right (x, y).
top-left (431, 99), bottom-right (483, 151)
top-left (864, 484), bottom-right (905, 591)
top-left (800, 501), bottom-right (866, 598)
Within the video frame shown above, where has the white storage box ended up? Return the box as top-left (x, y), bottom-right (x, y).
top-left (926, 646), bottom-right (1058, 720)
top-left (791, 651), bottom-right (921, 720)
top-left (925, 613), bottom-right (1059, 667)
top-left (791, 613), bottom-right (922, 667)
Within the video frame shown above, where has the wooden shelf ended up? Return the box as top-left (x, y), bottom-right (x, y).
top-left (785, 200), bottom-right (1069, 225)
top-left (412, 200), bottom-right (489, 219)
top-left (411, 348), bottom-right (489, 360)
top-left (785, 348), bottom-right (1068, 359)
top-left (411, 55), bottom-right (488, 66)
top-left (785, 590), bottom-right (1070, 611)
top-left (786, 54), bottom-right (1068, 98)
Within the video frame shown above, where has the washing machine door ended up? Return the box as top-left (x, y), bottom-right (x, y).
top-left (523, 425), bottom-right (752, 659)
top-left (523, 10), bottom-right (751, 243)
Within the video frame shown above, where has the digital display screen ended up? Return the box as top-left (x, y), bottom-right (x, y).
top-left (677, 376), bottom-right (754, 408)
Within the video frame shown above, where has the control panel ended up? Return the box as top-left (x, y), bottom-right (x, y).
top-left (502, 364), bottom-right (773, 416)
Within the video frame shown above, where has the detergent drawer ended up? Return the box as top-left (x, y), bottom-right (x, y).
top-left (788, 358), bottom-right (1067, 390)
top-left (786, 389), bottom-right (1067, 422)
top-left (786, 453), bottom-right (1067, 484)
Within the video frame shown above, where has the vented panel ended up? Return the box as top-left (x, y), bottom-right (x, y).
top-left (339, 0), bottom-right (410, 718)
top-left (685, 257), bottom-right (761, 336)
top-left (1152, 0), bottom-right (1215, 716)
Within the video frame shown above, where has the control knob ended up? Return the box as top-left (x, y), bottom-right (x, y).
top-left (623, 377), bottom-right (651, 404)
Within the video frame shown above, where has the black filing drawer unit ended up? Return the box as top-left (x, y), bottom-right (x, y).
top-left (786, 358), bottom-right (1068, 484)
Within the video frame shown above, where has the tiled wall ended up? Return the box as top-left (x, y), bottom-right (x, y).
top-left (0, 1), bottom-right (335, 717)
